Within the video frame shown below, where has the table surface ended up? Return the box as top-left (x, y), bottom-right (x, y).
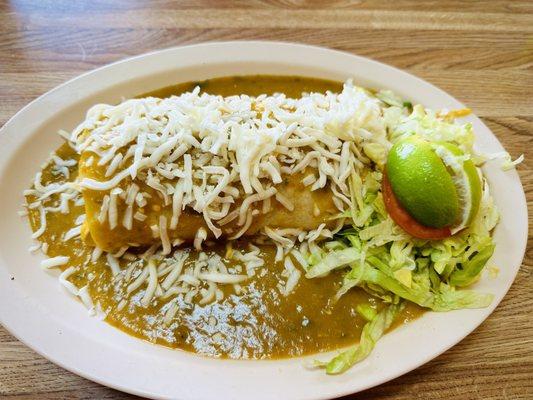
top-left (0, 1), bottom-right (532, 399)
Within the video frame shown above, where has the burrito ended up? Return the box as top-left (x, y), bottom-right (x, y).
top-left (73, 87), bottom-right (368, 252)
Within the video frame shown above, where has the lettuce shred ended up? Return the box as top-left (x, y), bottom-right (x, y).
top-left (316, 302), bottom-right (404, 374)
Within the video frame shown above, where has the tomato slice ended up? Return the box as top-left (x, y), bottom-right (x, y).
top-left (382, 172), bottom-right (452, 240)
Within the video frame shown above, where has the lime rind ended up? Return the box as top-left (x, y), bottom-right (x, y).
top-left (432, 143), bottom-right (482, 233)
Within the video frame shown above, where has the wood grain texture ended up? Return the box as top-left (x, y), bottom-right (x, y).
top-left (0, 0), bottom-right (531, 399)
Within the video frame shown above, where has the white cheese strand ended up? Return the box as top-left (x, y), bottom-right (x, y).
top-left (31, 206), bottom-right (47, 239)
top-left (40, 256), bottom-right (70, 269)
top-left (141, 259), bottom-right (158, 307)
top-left (238, 187), bottom-right (277, 225)
top-left (159, 215), bottom-right (171, 255)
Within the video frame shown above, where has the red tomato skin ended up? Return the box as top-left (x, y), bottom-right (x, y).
top-left (382, 172), bottom-right (452, 240)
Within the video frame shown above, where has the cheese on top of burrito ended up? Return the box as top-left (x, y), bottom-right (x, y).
top-left (71, 81), bottom-right (389, 252)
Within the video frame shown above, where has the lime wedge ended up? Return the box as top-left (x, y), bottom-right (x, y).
top-left (386, 137), bottom-right (460, 228)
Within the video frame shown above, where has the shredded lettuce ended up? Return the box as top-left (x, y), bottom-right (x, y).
top-left (306, 88), bottom-right (519, 375)
top-left (356, 303), bottom-right (377, 322)
top-left (387, 104), bottom-right (476, 151)
top-left (383, 103), bottom-right (523, 169)
top-left (312, 232), bottom-right (494, 312)
top-left (432, 284), bottom-right (493, 310)
top-left (376, 90), bottom-right (405, 108)
top-left (306, 247), bottom-right (360, 278)
top-left (362, 142), bottom-right (387, 167)
top-left (449, 243), bottom-right (495, 287)
top-left (316, 302), bottom-right (404, 374)
top-left (393, 268), bottom-right (412, 287)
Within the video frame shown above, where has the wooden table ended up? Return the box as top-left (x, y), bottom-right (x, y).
top-left (1, 1), bottom-right (531, 399)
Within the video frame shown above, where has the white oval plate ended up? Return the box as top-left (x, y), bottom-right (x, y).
top-left (0, 42), bottom-right (527, 400)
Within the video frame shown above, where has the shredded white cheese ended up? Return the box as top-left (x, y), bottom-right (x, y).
top-left (68, 80), bottom-right (387, 248)
top-left (40, 256), bottom-right (70, 269)
top-left (106, 253), bottom-right (121, 276)
top-left (31, 206), bottom-right (47, 239)
top-left (141, 259), bottom-right (158, 307)
top-left (59, 266), bottom-right (79, 296)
